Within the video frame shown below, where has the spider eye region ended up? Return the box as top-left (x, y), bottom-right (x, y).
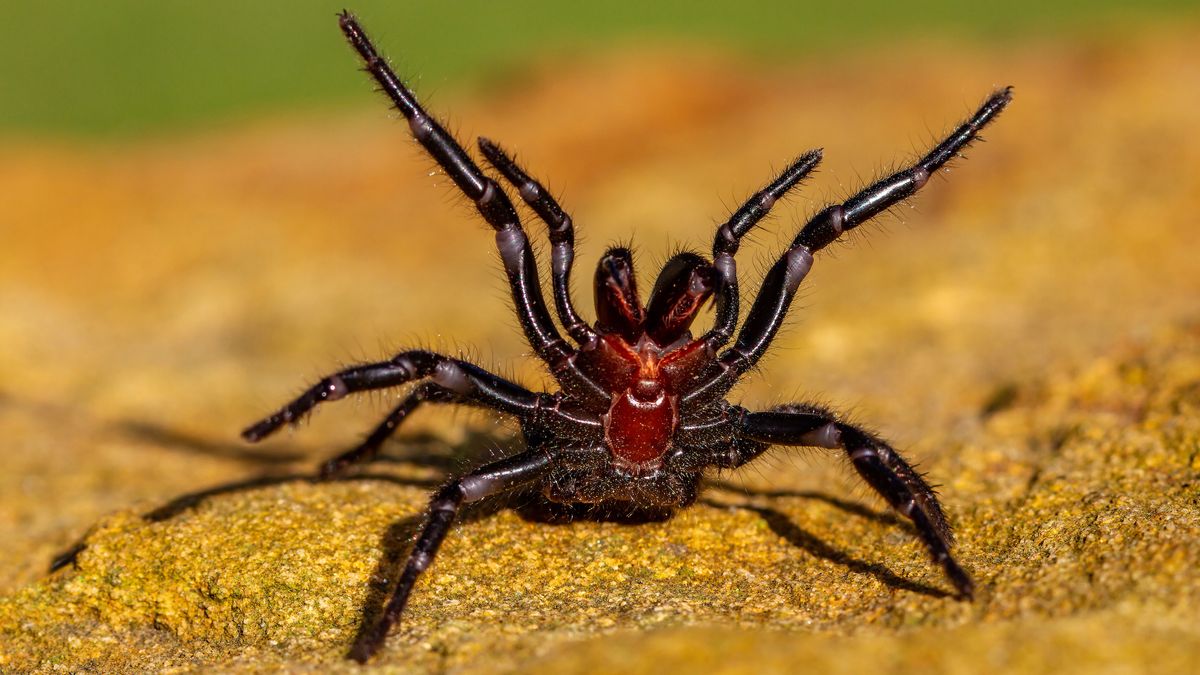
top-left (604, 378), bottom-right (678, 472)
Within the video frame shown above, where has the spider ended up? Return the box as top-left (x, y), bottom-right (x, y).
top-left (242, 12), bottom-right (1011, 663)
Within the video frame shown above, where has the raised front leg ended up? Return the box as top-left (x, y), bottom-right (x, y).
top-left (704, 150), bottom-right (822, 352)
top-left (349, 450), bottom-right (554, 662)
top-left (686, 88), bottom-right (1013, 405)
top-left (337, 13), bottom-right (607, 403)
top-left (478, 138), bottom-right (598, 349)
top-left (735, 403), bottom-right (973, 599)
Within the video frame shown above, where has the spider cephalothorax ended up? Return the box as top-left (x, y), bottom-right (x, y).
top-left (243, 12), bottom-right (1012, 662)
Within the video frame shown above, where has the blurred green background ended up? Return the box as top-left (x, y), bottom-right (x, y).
top-left (1, 0), bottom-right (1195, 139)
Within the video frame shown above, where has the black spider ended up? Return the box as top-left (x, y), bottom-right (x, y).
top-left (243, 12), bottom-right (1012, 663)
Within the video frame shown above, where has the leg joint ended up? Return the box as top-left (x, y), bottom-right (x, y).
top-left (431, 361), bottom-right (475, 395)
top-left (430, 483), bottom-right (466, 511)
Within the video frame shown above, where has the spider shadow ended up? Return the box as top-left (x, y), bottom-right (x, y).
top-left (706, 479), bottom-right (914, 533)
top-left (47, 421), bottom-right (498, 573)
top-left (114, 418), bottom-right (307, 465)
top-left (343, 483), bottom-right (699, 658)
top-left (44, 418), bottom-right (525, 660)
top-left (48, 417), bottom-right (950, 658)
top-left (350, 475), bottom-right (954, 659)
top-left (113, 417), bottom-right (472, 473)
top-left (704, 481), bottom-right (950, 600)
top-left (345, 486), bottom-right (526, 658)
top-left (46, 462), bottom-right (456, 662)
top-left (47, 469), bottom-right (445, 572)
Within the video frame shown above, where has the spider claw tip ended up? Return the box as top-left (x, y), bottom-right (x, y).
top-left (241, 421), bottom-right (273, 443)
top-left (347, 641), bottom-right (374, 664)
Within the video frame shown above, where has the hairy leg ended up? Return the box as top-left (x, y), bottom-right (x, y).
top-left (703, 150), bottom-right (822, 352)
top-left (734, 403), bottom-right (972, 598)
top-left (318, 381), bottom-right (460, 478)
top-left (349, 450), bottom-right (554, 662)
top-left (242, 349), bottom-right (600, 443)
top-left (478, 138), bottom-right (598, 348)
top-left (686, 88), bottom-right (1013, 405)
top-left (337, 13), bottom-right (606, 402)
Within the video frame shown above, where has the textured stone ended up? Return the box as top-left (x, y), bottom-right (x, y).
top-left (2, 27), bottom-right (1199, 673)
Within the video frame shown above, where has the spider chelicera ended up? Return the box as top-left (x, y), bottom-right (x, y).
top-left (242, 12), bottom-right (1011, 662)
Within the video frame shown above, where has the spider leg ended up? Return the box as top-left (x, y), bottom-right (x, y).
top-left (685, 88), bottom-right (1013, 405)
top-left (733, 404), bottom-right (973, 599)
top-left (241, 349), bottom-right (601, 443)
top-left (337, 13), bottom-right (606, 402)
top-left (478, 138), bottom-right (598, 348)
top-left (703, 150), bottom-right (822, 351)
top-left (318, 381), bottom-right (462, 479)
top-left (349, 449), bottom-right (554, 662)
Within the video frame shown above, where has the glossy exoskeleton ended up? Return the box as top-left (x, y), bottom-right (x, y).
top-left (243, 12), bottom-right (1012, 662)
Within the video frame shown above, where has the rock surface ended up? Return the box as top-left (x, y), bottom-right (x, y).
top-left (2, 27), bottom-right (1199, 673)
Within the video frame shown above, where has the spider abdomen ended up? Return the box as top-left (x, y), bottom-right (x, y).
top-left (604, 378), bottom-right (678, 472)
